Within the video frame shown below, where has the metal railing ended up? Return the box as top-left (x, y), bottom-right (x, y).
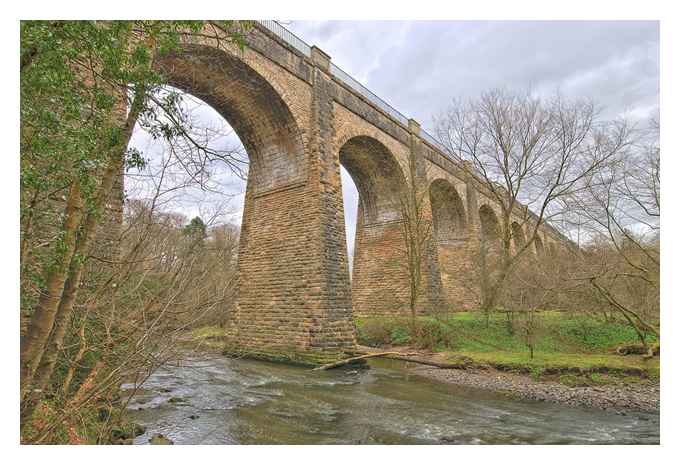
top-left (329, 63), bottom-right (410, 126)
top-left (421, 129), bottom-right (463, 163)
top-left (256, 20), bottom-right (409, 127)
top-left (257, 20), bottom-right (311, 57)
top-left (421, 129), bottom-right (445, 152)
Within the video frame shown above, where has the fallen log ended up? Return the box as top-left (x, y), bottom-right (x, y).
top-left (313, 351), bottom-right (474, 371)
top-left (616, 342), bottom-right (660, 357)
top-left (313, 352), bottom-right (417, 371)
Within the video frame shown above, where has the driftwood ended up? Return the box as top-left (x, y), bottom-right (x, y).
top-left (313, 350), bottom-right (474, 371)
top-left (313, 352), bottom-right (416, 371)
top-left (616, 343), bottom-right (660, 358)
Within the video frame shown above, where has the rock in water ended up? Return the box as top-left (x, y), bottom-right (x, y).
top-left (149, 433), bottom-right (174, 445)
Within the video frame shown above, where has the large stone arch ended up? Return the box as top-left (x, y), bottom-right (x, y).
top-left (151, 42), bottom-right (357, 363)
top-left (511, 221), bottom-right (526, 252)
top-left (338, 135), bottom-right (412, 317)
top-left (428, 178), bottom-right (474, 310)
top-left (534, 234), bottom-right (545, 256)
top-left (339, 135), bottom-right (407, 224)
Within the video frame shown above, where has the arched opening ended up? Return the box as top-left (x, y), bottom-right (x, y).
top-left (429, 179), bottom-right (467, 243)
top-left (511, 221), bottom-right (526, 251)
top-left (429, 179), bottom-right (475, 310)
top-left (127, 86), bottom-right (248, 224)
top-left (338, 136), bottom-right (408, 316)
top-left (339, 136), bottom-right (406, 225)
top-left (340, 167), bottom-right (360, 276)
top-left (479, 205), bottom-right (500, 243)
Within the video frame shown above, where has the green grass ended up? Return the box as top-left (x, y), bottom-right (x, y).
top-left (190, 315), bottom-right (660, 380)
top-left (447, 350), bottom-right (658, 377)
top-left (356, 312), bottom-right (656, 354)
top-left (190, 325), bottom-right (227, 340)
top-left (355, 312), bottom-right (660, 382)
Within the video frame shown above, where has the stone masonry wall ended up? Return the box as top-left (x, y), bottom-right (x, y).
top-left (116, 23), bottom-right (573, 362)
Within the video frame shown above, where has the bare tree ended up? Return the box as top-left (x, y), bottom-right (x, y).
top-left (560, 118), bottom-right (660, 349)
top-left (23, 128), bottom-right (242, 443)
top-left (397, 180), bottom-right (432, 325)
top-left (393, 139), bottom-right (435, 326)
top-left (435, 89), bottom-right (634, 314)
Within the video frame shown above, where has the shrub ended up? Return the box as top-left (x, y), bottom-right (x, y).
top-left (390, 326), bottom-right (411, 345)
top-left (530, 366), bottom-right (544, 382)
top-left (410, 319), bottom-right (453, 351)
top-left (357, 319), bottom-right (392, 347)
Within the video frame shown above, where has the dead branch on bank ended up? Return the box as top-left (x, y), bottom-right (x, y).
top-left (313, 350), bottom-right (474, 371)
top-left (313, 352), bottom-right (417, 371)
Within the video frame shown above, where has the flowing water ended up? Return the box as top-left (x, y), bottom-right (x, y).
top-left (123, 352), bottom-right (659, 445)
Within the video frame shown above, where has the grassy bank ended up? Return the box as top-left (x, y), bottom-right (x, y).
top-left (187, 311), bottom-right (659, 384)
top-left (356, 312), bottom-right (659, 383)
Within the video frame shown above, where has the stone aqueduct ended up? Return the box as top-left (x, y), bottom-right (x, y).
top-left (130, 21), bottom-right (566, 363)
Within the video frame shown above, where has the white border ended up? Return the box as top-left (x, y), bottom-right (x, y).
top-left (2, 1), bottom-right (677, 463)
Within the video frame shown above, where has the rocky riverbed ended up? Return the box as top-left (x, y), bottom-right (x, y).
top-left (412, 365), bottom-right (660, 414)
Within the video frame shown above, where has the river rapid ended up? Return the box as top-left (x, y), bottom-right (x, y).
top-left (122, 351), bottom-right (659, 445)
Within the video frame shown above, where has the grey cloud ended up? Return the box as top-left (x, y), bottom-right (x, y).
top-left (291, 21), bottom-right (659, 129)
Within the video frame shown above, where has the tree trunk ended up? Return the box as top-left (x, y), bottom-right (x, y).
top-left (20, 180), bottom-right (83, 400)
top-left (30, 93), bottom-right (142, 397)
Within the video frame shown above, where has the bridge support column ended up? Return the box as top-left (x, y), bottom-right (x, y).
top-left (408, 120), bottom-right (447, 315)
top-left (231, 48), bottom-right (356, 365)
top-left (351, 209), bottom-right (411, 317)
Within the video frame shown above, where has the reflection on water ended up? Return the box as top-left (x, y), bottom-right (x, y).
top-left (123, 353), bottom-right (659, 445)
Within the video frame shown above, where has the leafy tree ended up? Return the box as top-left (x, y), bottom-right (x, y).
top-left (20, 20), bottom-right (248, 440)
top-left (183, 216), bottom-right (208, 243)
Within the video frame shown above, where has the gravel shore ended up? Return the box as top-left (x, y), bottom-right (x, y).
top-left (412, 365), bottom-right (660, 414)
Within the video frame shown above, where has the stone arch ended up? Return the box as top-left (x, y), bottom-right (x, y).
top-left (479, 204), bottom-right (500, 242)
top-left (339, 135), bottom-right (414, 317)
top-left (339, 135), bottom-right (407, 224)
top-left (154, 43), bottom-right (306, 194)
top-left (511, 221), bottom-right (526, 250)
top-left (429, 179), bottom-right (467, 242)
top-left (149, 42), bottom-right (358, 362)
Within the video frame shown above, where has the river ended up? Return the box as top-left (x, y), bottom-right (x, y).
top-left (122, 351), bottom-right (659, 445)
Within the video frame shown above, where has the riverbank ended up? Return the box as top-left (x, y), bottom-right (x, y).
top-left (353, 310), bottom-right (660, 414)
top-left (413, 363), bottom-right (659, 413)
top-left (186, 319), bottom-right (660, 414)
top-left (352, 345), bottom-right (659, 413)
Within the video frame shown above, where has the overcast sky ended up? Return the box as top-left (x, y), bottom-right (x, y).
top-left (288, 20), bottom-right (659, 127)
top-left (129, 20), bottom-right (659, 267)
